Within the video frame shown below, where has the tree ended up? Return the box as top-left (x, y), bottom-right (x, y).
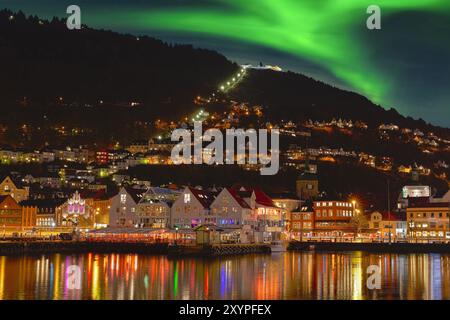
top-left (350, 212), bottom-right (369, 239)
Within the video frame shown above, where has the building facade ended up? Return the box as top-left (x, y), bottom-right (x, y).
top-left (243, 188), bottom-right (283, 242)
top-left (170, 187), bottom-right (215, 229)
top-left (20, 199), bottom-right (65, 229)
top-left (296, 172), bottom-right (319, 200)
top-left (210, 188), bottom-right (255, 243)
top-left (271, 193), bottom-right (302, 234)
top-left (0, 195), bottom-right (35, 232)
top-left (109, 187), bottom-right (146, 228)
top-left (56, 191), bottom-right (95, 229)
top-left (136, 187), bottom-right (180, 228)
top-left (0, 176), bottom-right (29, 203)
top-left (368, 211), bottom-right (407, 241)
top-left (290, 202), bottom-right (314, 240)
top-left (312, 201), bottom-right (355, 238)
top-left (407, 202), bottom-right (450, 241)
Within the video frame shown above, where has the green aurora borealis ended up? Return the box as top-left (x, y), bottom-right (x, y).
top-left (2, 0), bottom-right (450, 126)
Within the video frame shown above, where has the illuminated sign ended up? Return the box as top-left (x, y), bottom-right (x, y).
top-left (402, 186), bottom-right (430, 198)
top-left (67, 191), bottom-right (85, 215)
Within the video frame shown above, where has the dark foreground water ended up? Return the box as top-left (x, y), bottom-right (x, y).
top-left (1, 251), bottom-right (450, 300)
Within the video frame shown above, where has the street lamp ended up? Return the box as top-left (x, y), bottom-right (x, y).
top-left (351, 200), bottom-right (357, 241)
top-left (387, 179), bottom-right (392, 244)
top-left (175, 227), bottom-right (179, 245)
top-left (94, 208), bottom-right (100, 229)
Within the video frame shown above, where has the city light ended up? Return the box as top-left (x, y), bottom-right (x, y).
top-left (0, 3), bottom-right (449, 304)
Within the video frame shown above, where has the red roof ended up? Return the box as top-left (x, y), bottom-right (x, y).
top-left (231, 186), bottom-right (277, 208)
top-left (377, 211), bottom-right (405, 221)
top-left (252, 188), bottom-right (277, 207)
top-left (409, 202), bottom-right (450, 209)
top-left (188, 187), bottom-right (216, 209)
top-left (226, 188), bottom-right (251, 209)
top-left (0, 195), bottom-right (10, 203)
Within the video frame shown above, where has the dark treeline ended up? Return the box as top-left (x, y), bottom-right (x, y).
top-left (0, 8), bottom-right (448, 155)
top-left (230, 69), bottom-right (450, 137)
top-left (0, 9), bottom-right (237, 113)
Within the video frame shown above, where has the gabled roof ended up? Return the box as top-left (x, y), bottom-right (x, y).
top-left (226, 188), bottom-right (251, 209)
top-left (188, 187), bottom-right (216, 209)
top-left (252, 188), bottom-right (277, 207)
top-left (230, 185), bottom-right (277, 208)
top-left (148, 187), bottom-right (180, 196)
top-left (0, 195), bottom-right (19, 207)
top-left (235, 190), bottom-right (253, 198)
top-left (123, 187), bottom-right (146, 203)
top-left (138, 187), bottom-right (180, 206)
top-left (0, 175), bottom-right (25, 189)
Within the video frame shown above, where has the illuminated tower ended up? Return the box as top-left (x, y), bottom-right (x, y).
top-left (296, 160), bottom-right (319, 200)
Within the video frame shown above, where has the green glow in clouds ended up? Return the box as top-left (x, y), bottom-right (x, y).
top-left (125, 0), bottom-right (449, 106)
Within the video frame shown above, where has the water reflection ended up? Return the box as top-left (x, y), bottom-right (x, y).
top-left (1, 252), bottom-right (450, 299)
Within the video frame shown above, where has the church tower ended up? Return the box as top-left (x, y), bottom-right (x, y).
top-left (296, 158), bottom-right (319, 200)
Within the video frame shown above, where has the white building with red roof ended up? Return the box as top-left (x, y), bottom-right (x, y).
top-left (210, 187), bottom-right (256, 243)
top-left (109, 187), bottom-right (146, 228)
top-left (170, 185), bottom-right (283, 243)
top-left (232, 186), bottom-right (283, 242)
top-left (170, 187), bottom-right (216, 229)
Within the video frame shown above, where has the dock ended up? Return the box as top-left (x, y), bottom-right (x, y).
top-left (0, 240), bottom-right (168, 255)
top-left (168, 243), bottom-right (271, 257)
top-left (288, 241), bottom-right (450, 253)
top-left (0, 241), bottom-right (271, 256)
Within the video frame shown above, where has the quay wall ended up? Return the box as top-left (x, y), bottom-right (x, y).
top-left (0, 241), bottom-right (270, 256)
top-left (168, 244), bottom-right (271, 257)
top-left (0, 241), bottom-right (168, 255)
top-left (6, 240), bottom-right (450, 256)
top-left (288, 241), bottom-right (450, 253)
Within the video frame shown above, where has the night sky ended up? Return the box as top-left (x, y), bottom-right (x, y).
top-left (2, 0), bottom-right (450, 127)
